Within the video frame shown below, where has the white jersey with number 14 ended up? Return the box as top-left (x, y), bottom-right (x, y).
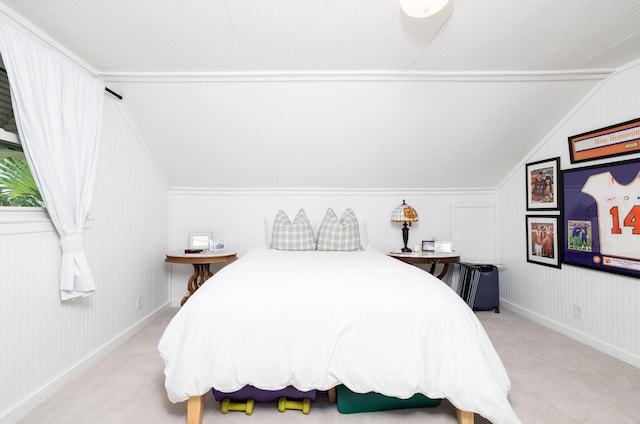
top-left (581, 171), bottom-right (640, 260)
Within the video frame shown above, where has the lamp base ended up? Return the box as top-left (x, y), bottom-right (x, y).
top-left (401, 222), bottom-right (411, 253)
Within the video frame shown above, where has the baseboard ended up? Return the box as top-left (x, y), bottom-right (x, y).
top-left (0, 304), bottom-right (171, 424)
top-left (501, 300), bottom-right (640, 369)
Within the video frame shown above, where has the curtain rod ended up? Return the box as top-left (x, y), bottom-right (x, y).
top-left (4, 67), bottom-right (123, 100)
top-left (105, 86), bottom-right (123, 100)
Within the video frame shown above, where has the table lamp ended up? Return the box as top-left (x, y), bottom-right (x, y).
top-left (390, 200), bottom-right (419, 252)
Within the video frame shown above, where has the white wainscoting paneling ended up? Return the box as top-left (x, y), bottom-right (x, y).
top-left (496, 62), bottom-right (640, 368)
top-left (0, 98), bottom-right (170, 423)
top-left (451, 204), bottom-right (496, 264)
top-left (168, 188), bottom-right (496, 305)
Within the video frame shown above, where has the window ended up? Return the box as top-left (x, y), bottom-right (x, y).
top-left (0, 64), bottom-right (44, 207)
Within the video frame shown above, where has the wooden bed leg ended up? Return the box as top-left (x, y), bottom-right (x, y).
top-left (456, 407), bottom-right (474, 424)
top-left (187, 395), bottom-right (205, 424)
top-left (327, 387), bottom-right (337, 404)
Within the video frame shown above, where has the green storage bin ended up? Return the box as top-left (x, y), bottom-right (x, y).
top-left (336, 384), bottom-right (442, 414)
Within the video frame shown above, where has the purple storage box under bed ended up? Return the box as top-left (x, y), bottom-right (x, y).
top-left (212, 385), bottom-right (316, 403)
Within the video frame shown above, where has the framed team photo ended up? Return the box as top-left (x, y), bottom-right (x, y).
top-left (562, 158), bottom-right (640, 278)
top-left (526, 215), bottom-right (561, 268)
top-left (526, 157), bottom-right (561, 211)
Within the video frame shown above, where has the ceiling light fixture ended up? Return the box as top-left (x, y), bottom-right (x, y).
top-left (400, 0), bottom-right (451, 18)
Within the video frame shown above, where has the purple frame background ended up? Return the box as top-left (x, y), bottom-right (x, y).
top-left (562, 158), bottom-right (640, 278)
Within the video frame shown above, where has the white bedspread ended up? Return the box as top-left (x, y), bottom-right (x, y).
top-left (158, 248), bottom-right (520, 423)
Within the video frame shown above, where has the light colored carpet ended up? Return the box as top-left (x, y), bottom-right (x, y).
top-left (17, 307), bottom-right (640, 423)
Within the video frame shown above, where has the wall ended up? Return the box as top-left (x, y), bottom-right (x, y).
top-left (168, 189), bottom-right (497, 305)
top-left (0, 98), bottom-right (171, 423)
top-left (497, 61), bottom-right (640, 368)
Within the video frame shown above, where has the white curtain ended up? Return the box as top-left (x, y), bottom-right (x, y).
top-left (0, 23), bottom-right (104, 301)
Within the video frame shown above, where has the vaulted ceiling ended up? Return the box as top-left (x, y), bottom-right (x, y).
top-left (1, 0), bottom-right (640, 189)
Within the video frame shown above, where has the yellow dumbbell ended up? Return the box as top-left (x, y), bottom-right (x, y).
top-left (221, 398), bottom-right (254, 415)
top-left (277, 397), bottom-right (311, 414)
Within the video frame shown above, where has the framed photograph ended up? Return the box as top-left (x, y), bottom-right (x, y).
top-left (526, 215), bottom-right (561, 268)
top-left (435, 240), bottom-right (453, 253)
top-left (562, 158), bottom-right (640, 278)
top-left (188, 232), bottom-right (212, 250)
top-left (212, 239), bottom-right (225, 250)
top-left (568, 117), bottom-right (640, 164)
top-left (422, 240), bottom-right (435, 252)
top-left (526, 157), bottom-right (561, 210)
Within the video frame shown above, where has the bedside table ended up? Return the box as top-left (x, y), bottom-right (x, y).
top-left (166, 250), bottom-right (237, 305)
top-left (388, 251), bottom-right (460, 280)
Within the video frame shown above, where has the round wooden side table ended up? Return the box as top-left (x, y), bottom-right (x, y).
top-left (388, 250), bottom-right (460, 280)
top-left (165, 250), bottom-right (237, 306)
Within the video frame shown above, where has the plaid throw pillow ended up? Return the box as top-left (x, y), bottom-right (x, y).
top-left (316, 208), bottom-right (362, 251)
top-left (271, 209), bottom-right (316, 251)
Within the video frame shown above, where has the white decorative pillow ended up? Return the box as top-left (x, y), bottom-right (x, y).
top-left (316, 208), bottom-right (362, 251)
top-left (271, 209), bottom-right (316, 251)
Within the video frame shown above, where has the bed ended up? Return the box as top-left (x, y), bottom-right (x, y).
top-left (158, 209), bottom-right (520, 424)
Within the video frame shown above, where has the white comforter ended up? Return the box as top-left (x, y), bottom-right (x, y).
top-left (158, 248), bottom-right (520, 424)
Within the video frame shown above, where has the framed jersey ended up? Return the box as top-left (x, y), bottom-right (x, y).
top-left (562, 158), bottom-right (640, 278)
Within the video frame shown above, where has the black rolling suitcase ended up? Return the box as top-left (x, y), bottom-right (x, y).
top-left (458, 263), bottom-right (500, 313)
